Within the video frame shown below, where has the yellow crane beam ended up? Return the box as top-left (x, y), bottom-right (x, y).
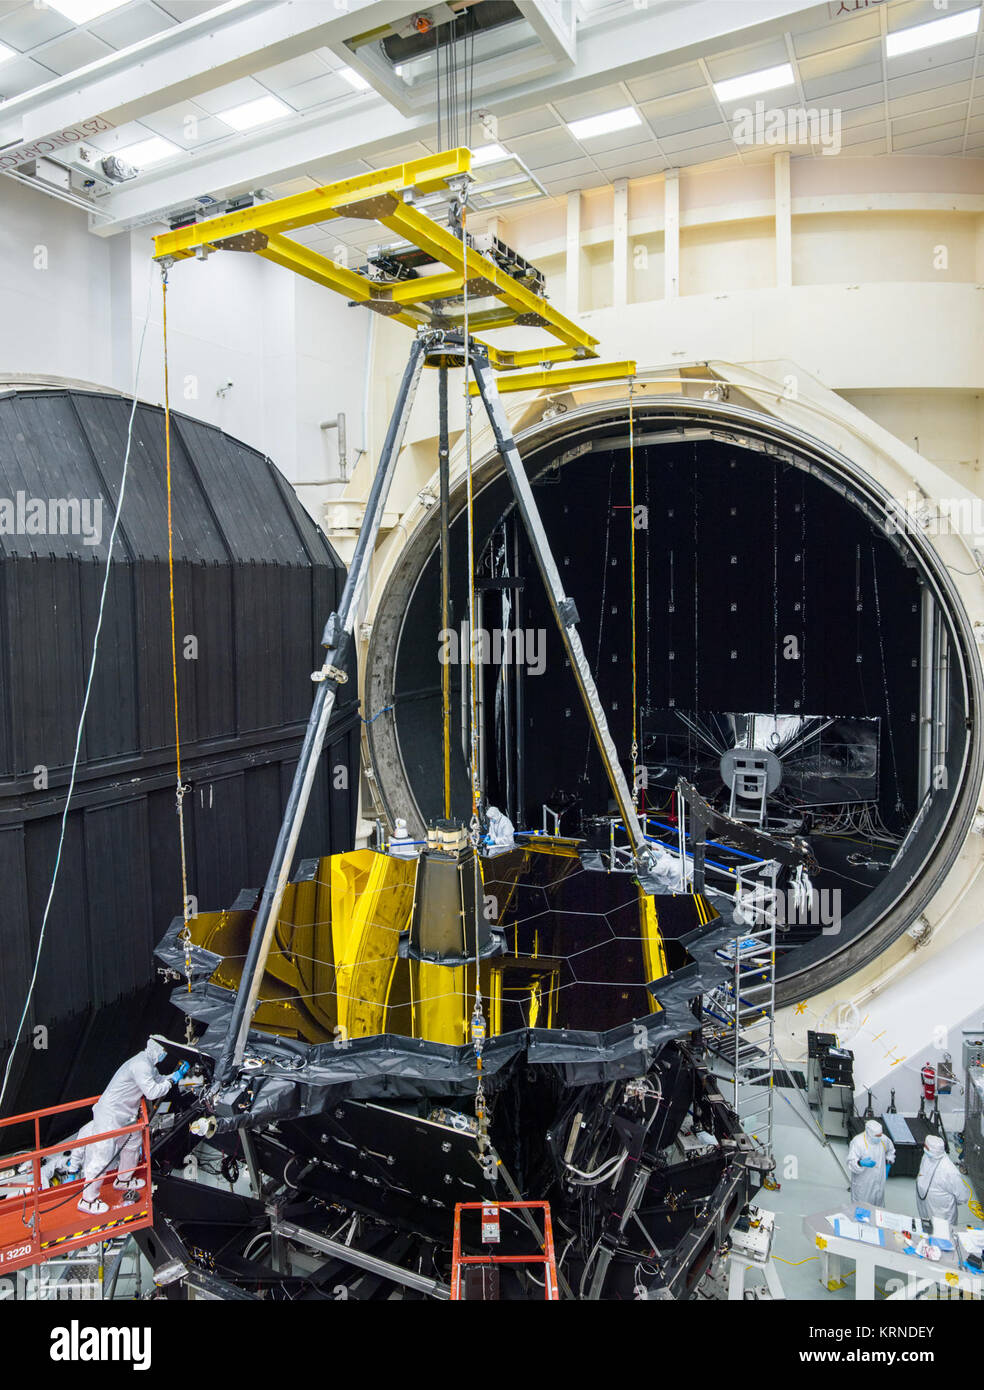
top-left (468, 360), bottom-right (637, 395)
top-left (152, 146), bottom-right (598, 369)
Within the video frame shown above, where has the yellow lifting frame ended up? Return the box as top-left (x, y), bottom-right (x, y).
top-left (152, 146), bottom-right (606, 370)
top-left (468, 359), bottom-right (638, 396)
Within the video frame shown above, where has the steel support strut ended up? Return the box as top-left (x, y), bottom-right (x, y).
top-left (218, 334), bottom-right (427, 1081)
top-left (469, 348), bottom-right (651, 862)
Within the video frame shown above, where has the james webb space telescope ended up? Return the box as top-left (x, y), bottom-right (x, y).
top-left (641, 711), bottom-right (881, 831)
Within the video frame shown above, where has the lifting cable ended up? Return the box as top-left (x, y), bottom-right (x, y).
top-left (454, 110), bottom-right (490, 1173)
top-left (628, 377), bottom-right (639, 804)
top-left (161, 268), bottom-right (193, 994)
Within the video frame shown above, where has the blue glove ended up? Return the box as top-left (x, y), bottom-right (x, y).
top-left (886, 1163), bottom-right (892, 1175)
top-left (859, 1157), bottom-right (876, 1168)
top-left (169, 1061), bottom-right (190, 1083)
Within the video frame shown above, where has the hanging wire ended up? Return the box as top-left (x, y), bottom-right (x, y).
top-left (628, 379), bottom-right (638, 803)
top-left (583, 455), bottom-right (617, 781)
top-left (644, 442), bottom-right (652, 714)
top-left (870, 544), bottom-right (904, 816)
top-left (0, 271), bottom-right (155, 1113)
top-left (161, 269), bottom-right (194, 992)
top-left (772, 459), bottom-right (779, 720)
top-left (800, 473), bottom-right (807, 712)
top-left (692, 445), bottom-right (700, 713)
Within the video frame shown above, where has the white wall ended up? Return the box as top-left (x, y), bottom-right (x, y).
top-left (0, 177), bottom-right (369, 507)
top-left (0, 177), bottom-right (115, 387)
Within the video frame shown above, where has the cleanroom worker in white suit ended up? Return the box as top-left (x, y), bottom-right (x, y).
top-left (915, 1135), bottom-right (965, 1224)
top-left (847, 1119), bottom-right (896, 1207)
top-left (76, 1039), bottom-right (184, 1214)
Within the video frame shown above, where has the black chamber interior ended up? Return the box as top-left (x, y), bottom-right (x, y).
top-left (390, 432), bottom-right (955, 983)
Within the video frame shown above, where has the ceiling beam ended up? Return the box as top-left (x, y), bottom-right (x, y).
top-left (84, 0), bottom-right (827, 235)
top-left (0, 0), bottom-right (421, 149)
top-left (515, 0), bottom-right (577, 65)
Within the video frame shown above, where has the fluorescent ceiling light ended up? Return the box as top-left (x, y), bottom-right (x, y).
top-left (115, 135), bottom-right (179, 169)
top-left (470, 143), bottom-right (510, 166)
top-left (47, 0), bottom-right (126, 22)
top-left (218, 94), bottom-right (290, 132)
top-left (338, 66), bottom-right (370, 91)
top-left (713, 62), bottom-right (795, 103)
top-left (886, 6), bottom-right (980, 58)
top-left (567, 106), bottom-right (641, 140)
top-left (0, 41), bottom-right (16, 63)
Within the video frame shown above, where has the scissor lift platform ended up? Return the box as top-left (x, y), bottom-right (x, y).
top-left (451, 1200), bottom-right (560, 1300)
top-left (0, 1095), bottom-right (153, 1276)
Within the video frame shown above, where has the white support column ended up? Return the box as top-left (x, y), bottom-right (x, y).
top-left (774, 151), bottom-right (792, 291)
top-left (565, 190), bottom-right (581, 317)
top-left (613, 178), bottom-right (628, 310)
top-left (664, 170), bottom-right (680, 300)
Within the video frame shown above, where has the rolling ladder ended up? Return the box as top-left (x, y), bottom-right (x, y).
top-left (707, 860), bottom-right (779, 1156)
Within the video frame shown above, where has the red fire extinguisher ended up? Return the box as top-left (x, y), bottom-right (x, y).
top-left (921, 1064), bottom-right (936, 1102)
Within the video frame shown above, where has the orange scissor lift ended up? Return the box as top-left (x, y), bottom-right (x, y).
top-left (0, 1095), bottom-right (154, 1277)
top-left (451, 1200), bottom-right (560, 1300)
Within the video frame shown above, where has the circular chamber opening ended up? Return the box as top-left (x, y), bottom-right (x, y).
top-left (366, 397), bottom-right (983, 1005)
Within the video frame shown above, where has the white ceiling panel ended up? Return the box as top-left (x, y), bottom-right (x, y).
top-left (838, 102), bottom-right (885, 130)
top-left (511, 126), bottom-right (585, 166)
top-left (255, 53), bottom-right (331, 92)
top-left (85, 119), bottom-right (158, 151)
top-left (798, 37), bottom-right (882, 81)
top-left (543, 171), bottom-right (603, 195)
top-left (836, 135), bottom-right (888, 155)
top-left (887, 36), bottom-right (980, 79)
top-left (301, 158), bottom-right (374, 186)
top-left (800, 59), bottom-right (885, 100)
top-left (496, 106), bottom-right (559, 140)
top-left (887, 57), bottom-right (975, 100)
top-left (623, 62), bottom-right (704, 104)
top-left (888, 79), bottom-right (973, 117)
top-left (276, 72), bottom-right (350, 111)
top-left (33, 28), bottom-right (113, 75)
top-left (193, 76), bottom-right (273, 114)
top-left (0, 53), bottom-right (56, 98)
top-left (640, 92), bottom-right (722, 139)
top-left (141, 103), bottom-right (234, 149)
top-left (839, 119), bottom-right (887, 147)
top-left (363, 141), bottom-right (432, 167)
top-left (530, 155), bottom-right (597, 183)
top-left (704, 38), bottom-right (790, 83)
top-left (154, 1), bottom-right (227, 18)
top-left (893, 122), bottom-right (968, 150)
top-left (892, 101), bottom-right (968, 137)
top-left (552, 83), bottom-right (630, 122)
top-left (791, 9), bottom-right (884, 60)
top-left (0, 3), bottom-right (73, 50)
top-left (591, 148), bottom-right (666, 177)
top-left (886, 0), bottom-right (953, 27)
top-left (671, 139), bottom-right (742, 169)
top-left (658, 123), bottom-right (733, 155)
top-left (576, 121), bottom-right (653, 156)
top-left (88, 3), bottom-right (174, 49)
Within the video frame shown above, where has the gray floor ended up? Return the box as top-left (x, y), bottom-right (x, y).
top-left (718, 1072), bottom-right (959, 1301)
